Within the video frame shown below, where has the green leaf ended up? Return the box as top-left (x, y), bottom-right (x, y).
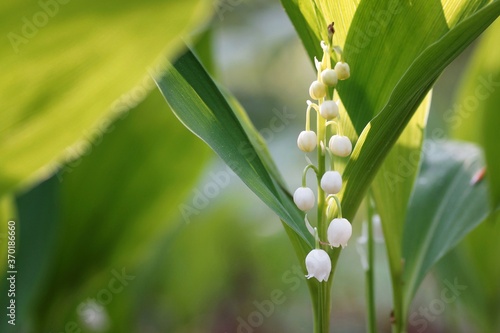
top-left (9, 87), bottom-right (210, 331)
top-left (401, 141), bottom-right (490, 312)
top-left (334, 0), bottom-right (500, 231)
top-left (0, 178), bottom-right (60, 332)
top-left (283, 0), bottom-right (498, 133)
top-left (451, 19), bottom-right (500, 210)
top-left (0, 0), bottom-right (209, 197)
top-left (155, 48), bottom-right (314, 247)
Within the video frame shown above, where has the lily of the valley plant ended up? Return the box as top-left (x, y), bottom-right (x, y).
top-left (157, 1), bottom-right (500, 332)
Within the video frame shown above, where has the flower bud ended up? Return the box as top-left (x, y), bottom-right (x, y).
top-left (319, 100), bottom-right (339, 120)
top-left (320, 171), bottom-right (342, 194)
top-left (327, 218), bottom-right (352, 248)
top-left (309, 80), bottom-right (327, 100)
top-left (334, 62), bottom-right (350, 80)
top-left (321, 69), bottom-right (338, 86)
top-left (329, 135), bottom-right (352, 157)
top-left (293, 187), bottom-right (315, 211)
top-left (305, 249), bottom-right (331, 282)
top-left (297, 130), bottom-right (317, 152)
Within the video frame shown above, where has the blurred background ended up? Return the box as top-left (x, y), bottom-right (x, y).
top-left (1, 0), bottom-right (499, 332)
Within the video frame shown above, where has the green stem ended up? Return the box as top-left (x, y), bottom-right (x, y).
top-left (366, 196), bottom-right (377, 333)
top-left (314, 280), bottom-right (331, 333)
top-left (390, 274), bottom-right (405, 333)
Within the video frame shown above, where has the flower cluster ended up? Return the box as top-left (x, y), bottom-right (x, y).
top-left (293, 34), bottom-right (353, 283)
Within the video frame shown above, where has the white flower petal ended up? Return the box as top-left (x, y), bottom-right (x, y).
top-left (329, 135), bottom-right (352, 157)
top-left (320, 171), bottom-right (342, 194)
top-left (328, 218), bottom-right (352, 248)
top-left (293, 187), bottom-right (315, 211)
top-left (297, 131), bottom-right (317, 152)
top-left (305, 249), bottom-right (331, 282)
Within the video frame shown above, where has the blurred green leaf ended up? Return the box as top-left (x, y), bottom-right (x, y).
top-left (0, 195), bottom-right (16, 275)
top-left (451, 19), bottom-right (500, 210)
top-left (0, 0), bottom-right (210, 197)
top-left (402, 141), bottom-right (490, 314)
top-left (0, 177), bottom-right (60, 332)
top-left (7, 86), bottom-right (211, 332)
top-left (439, 23), bottom-right (500, 331)
top-left (436, 214), bottom-right (500, 333)
top-left (155, 48), bottom-right (314, 247)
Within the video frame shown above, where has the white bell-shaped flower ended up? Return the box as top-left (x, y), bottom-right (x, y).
top-left (297, 131), bottom-right (317, 152)
top-left (293, 187), bottom-right (315, 211)
top-left (334, 62), bottom-right (350, 80)
top-left (329, 135), bottom-right (352, 157)
top-left (309, 80), bottom-right (327, 100)
top-left (305, 249), bottom-right (331, 282)
top-left (320, 171), bottom-right (342, 194)
top-left (327, 218), bottom-right (352, 248)
top-left (321, 69), bottom-right (338, 86)
top-left (319, 100), bottom-right (339, 120)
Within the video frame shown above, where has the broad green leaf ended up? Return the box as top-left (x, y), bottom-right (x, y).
top-left (0, 0), bottom-right (210, 197)
top-left (6, 87), bottom-right (210, 332)
top-left (451, 19), bottom-right (500, 210)
top-left (401, 141), bottom-right (490, 314)
top-left (336, 1), bottom-right (499, 224)
top-left (282, 0), bottom-right (497, 130)
top-left (436, 214), bottom-right (500, 333)
top-left (155, 48), bottom-right (314, 247)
